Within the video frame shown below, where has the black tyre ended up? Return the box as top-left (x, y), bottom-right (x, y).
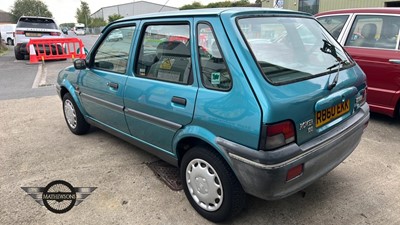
top-left (62, 93), bottom-right (90, 135)
top-left (180, 146), bottom-right (246, 222)
top-left (397, 102), bottom-right (400, 119)
top-left (14, 46), bottom-right (24, 60)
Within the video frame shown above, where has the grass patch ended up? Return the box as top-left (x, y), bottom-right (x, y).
top-left (0, 42), bottom-right (8, 56)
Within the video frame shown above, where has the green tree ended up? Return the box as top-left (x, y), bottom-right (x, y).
top-left (11, 0), bottom-right (53, 22)
top-left (90, 18), bottom-right (107, 28)
top-left (108, 14), bottom-right (124, 23)
top-left (59, 23), bottom-right (75, 29)
top-left (180, 2), bottom-right (204, 10)
top-left (180, 0), bottom-right (253, 10)
top-left (76, 1), bottom-right (91, 27)
top-left (231, 0), bottom-right (250, 7)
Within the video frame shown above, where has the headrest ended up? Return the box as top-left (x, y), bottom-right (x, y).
top-left (382, 24), bottom-right (399, 39)
top-left (156, 41), bottom-right (190, 57)
top-left (361, 23), bottom-right (377, 39)
top-left (210, 41), bottom-right (222, 59)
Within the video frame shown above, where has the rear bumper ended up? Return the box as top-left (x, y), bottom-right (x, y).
top-left (217, 103), bottom-right (369, 200)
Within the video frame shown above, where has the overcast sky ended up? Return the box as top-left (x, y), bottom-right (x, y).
top-left (0, 0), bottom-right (255, 24)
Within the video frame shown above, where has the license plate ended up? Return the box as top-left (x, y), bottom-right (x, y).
top-left (316, 99), bottom-right (350, 128)
top-left (26, 33), bottom-right (42, 37)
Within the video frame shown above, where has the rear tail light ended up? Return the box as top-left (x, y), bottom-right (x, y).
top-left (15, 30), bottom-right (25, 35)
top-left (13, 32), bottom-right (15, 37)
top-left (356, 89), bottom-right (367, 106)
top-left (50, 32), bottom-right (61, 36)
top-left (261, 120), bottom-right (296, 150)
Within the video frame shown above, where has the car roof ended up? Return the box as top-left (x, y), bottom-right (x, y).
top-left (19, 16), bottom-right (54, 19)
top-left (104, 7), bottom-right (311, 32)
top-left (111, 7), bottom-right (310, 22)
top-left (316, 7), bottom-right (400, 17)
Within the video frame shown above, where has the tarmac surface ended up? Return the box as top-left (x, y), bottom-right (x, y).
top-left (1, 45), bottom-right (400, 224)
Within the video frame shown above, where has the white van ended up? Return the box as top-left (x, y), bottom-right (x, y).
top-left (0, 24), bottom-right (16, 45)
top-left (74, 23), bottom-right (85, 35)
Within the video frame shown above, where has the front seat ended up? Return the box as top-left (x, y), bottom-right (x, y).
top-left (148, 41), bottom-right (191, 83)
top-left (354, 23), bottom-right (377, 48)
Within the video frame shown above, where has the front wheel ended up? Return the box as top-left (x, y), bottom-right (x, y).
top-left (62, 93), bottom-right (90, 135)
top-left (180, 146), bottom-right (246, 222)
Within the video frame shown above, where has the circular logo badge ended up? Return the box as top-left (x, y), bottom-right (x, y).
top-left (42, 180), bottom-right (76, 214)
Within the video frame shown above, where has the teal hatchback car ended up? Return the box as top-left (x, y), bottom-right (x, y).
top-left (57, 8), bottom-right (369, 222)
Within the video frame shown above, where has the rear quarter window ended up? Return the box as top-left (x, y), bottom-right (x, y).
top-left (17, 18), bottom-right (58, 29)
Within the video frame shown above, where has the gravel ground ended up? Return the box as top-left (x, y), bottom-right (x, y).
top-left (1, 94), bottom-right (400, 225)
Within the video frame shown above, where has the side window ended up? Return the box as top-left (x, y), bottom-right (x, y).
top-left (317, 15), bottom-right (349, 40)
top-left (345, 15), bottom-right (400, 50)
top-left (136, 24), bottom-right (191, 84)
top-left (198, 23), bottom-right (232, 90)
top-left (94, 26), bottom-right (136, 74)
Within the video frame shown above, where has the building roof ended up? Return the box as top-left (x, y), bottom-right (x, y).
top-left (92, 0), bottom-right (178, 16)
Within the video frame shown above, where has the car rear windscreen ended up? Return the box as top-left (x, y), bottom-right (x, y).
top-left (237, 16), bottom-right (353, 84)
top-left (17, 18), bottom-right (57, 29)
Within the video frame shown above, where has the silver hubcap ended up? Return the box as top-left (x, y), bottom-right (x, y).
top-left (186, 158), bottom-right (223, 211)
top-left (64, 99), bottom-right (77, 129)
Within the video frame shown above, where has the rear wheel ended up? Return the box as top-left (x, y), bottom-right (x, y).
top-left (62, 93), bottom-right (90, 135)
top-left (180, 146), bottom-right (246, 222)
top-left (14, 46), bottom-right (24, 60)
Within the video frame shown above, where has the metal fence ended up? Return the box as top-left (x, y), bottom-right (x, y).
top-left (86, 27), bottom-right (105, 35)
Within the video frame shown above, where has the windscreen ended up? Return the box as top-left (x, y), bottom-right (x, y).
top-left (237, 16), bottom-right (353, 84)
top-left (17, 18), bottom-right (58, 29)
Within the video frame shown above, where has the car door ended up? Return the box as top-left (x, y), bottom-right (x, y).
top-left (123, 20), bottom-right (198, 153)
top-left (78, 25), bottom-right (136, 134)
top-left (342, 14), bottom-right (400, 115)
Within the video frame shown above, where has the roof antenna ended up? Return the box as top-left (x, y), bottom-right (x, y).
top-left (159, 0), bottom-right (170, 12)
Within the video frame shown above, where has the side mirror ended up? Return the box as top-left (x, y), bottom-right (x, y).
top-left (74, 59), bottom-right (87, 70)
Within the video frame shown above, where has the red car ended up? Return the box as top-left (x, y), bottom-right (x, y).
top-left (316, 8), bottom-right (400, 118)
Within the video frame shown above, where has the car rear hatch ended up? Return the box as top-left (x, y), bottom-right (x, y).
top-left (16, 17), bottom-right (61, 38)
top-left (232, 12), bottom-right (367, 148)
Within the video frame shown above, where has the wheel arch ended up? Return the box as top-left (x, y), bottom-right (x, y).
top-left (59, 81), bottom-right (87, 116)
top-left (391, 90), bottom-right (400, 118)
top-left (395, 96), bottom-right (400, 119)
top-left (174, 126), bottom-right (233, 169)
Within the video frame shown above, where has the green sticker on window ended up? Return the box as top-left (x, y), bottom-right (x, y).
top-left (211, 72), bottom-right (221, 85)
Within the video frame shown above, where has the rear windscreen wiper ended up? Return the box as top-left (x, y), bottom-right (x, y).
top-left (327, 60), bottom-right (350, 90)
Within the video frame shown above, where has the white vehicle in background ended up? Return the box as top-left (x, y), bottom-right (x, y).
top-left (74, 23), bottom-right (85, 35)
top-left (14, 16), bottom-right (63, 60)
top-left (0, 24), bottom-right (16, 45)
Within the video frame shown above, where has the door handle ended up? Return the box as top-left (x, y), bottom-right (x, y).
top-left (389, 59), bottom-right (400, 64)
top-left (171, 96), bottom-right (187, 106)
top-left (107, 82), bottom-right (119, 89)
